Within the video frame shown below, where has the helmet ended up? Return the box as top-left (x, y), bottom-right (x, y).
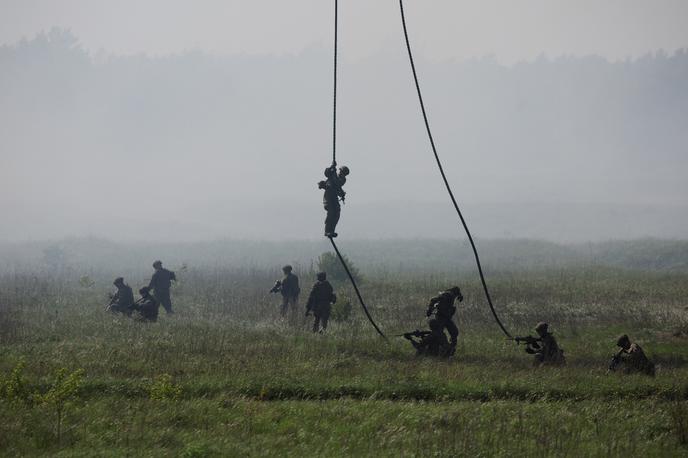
top-left (113, 277), bottom-right (124, 285)
top-left (339, 166), bottom-right (350, 176)
top-left (534, 322), bottom-right (549, 334)
top-left (616, 334), bottom-right (630, 347)
top-left (139, 286), bottom-right (151, 295)
top-left (282, 265), bottom-right (293, 273)
top-left (153, 260), bottom-right (162, 268)
top-left (448, 286), bottom-right (462, 300)
top-left (317, 272), bottom-right (327, 281)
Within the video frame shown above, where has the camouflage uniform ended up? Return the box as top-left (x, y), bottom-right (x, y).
top-left (426, 288), bottom-right (462, 351)
top-left (612, 336), bottom-right (655, 376)
top-left (527, 323), bottom-right (566, 366)
top-left (321, 165), bottom-right (347, 237)
top-left (149, 262), bottom-right (176, 314)
top-left (110, 281), bottom-right (134, 315)
top-left (131, 288), bottom-right (159, 322)
top-left (306, 274), bottom-right (336, 333)
top-left (279, 271), bottom-right (300, 316)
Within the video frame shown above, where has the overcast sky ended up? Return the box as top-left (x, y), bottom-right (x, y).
top-left (1, 0), bottom-right (688, 63)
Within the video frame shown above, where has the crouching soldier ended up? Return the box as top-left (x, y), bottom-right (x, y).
top-left (609, 334), bottom-right (655, 376)
top-left (516, 322), bottom-right (566, 366)
top-left (107, 277), bottom-right (134, 315)
top-left (305, 272), bottom-right (336, 333)
top-left (426, 286), bottom-right (463, 356)
top-left (401, 329), bottom-right (452, 357)
top-left (130, 287), bottom-right (159, 322)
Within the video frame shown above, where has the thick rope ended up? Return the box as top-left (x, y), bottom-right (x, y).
top-left (329, 237), bottom-right (387, 339)
top-left (332, 0), bottom-right (338, 165)
top-left (398, 0), bottom-right (512, 338)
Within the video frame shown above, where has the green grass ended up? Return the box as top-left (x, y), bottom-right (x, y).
top-left (1, 266), bottom-right (688, 456)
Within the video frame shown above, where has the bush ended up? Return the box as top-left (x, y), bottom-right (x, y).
top-left (317, 252), bottom-right (363, 284)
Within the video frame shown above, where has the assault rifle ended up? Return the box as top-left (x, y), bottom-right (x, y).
top-left (511, 335), bottom-right (540, 346)
top-left (396, 329), bottom-right (433, 340)
top-left (269, 280), bottom-right (282, 294)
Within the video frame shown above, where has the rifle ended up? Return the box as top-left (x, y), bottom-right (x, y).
top-left (608, 349), bottom-right (624, 372)
top-left (269, 280), bottom-right (282, 294)
top-left (511, 335), bottom-right (540, 346)
top-left (396, 329), bottom-right (433, 340)
top-left (104, 293), bottom-right (117, 312)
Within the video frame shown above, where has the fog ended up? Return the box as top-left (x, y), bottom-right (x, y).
top-left (1, 2), bottom-right (688, 242)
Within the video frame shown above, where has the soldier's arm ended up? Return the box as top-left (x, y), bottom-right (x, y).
top-left (148, 273), bottom-right (156, 289)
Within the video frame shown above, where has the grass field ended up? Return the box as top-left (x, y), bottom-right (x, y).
top-left (1, 257), bottom-right (688, 456)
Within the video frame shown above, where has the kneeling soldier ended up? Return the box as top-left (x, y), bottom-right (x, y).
top-left (130, 286), bottom-right (159, 322)
top-left (517, 322), bottom-right (566, 366)
top-left (609, 334), bottom-right (655, 376)
top-left (108, 277), bottom-right (134, 315)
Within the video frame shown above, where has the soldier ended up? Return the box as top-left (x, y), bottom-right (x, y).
top-left (277, 265), bottom-right (300, 316)
top-left (108, 277), bottom-right (135, 315)
top-left (402, 329), bottom-right (452, 357)
top-left (426, 286), bottom-right (463, 355)
top-left (609, 334), bottom-right (655, 376)
top-left (148, 260), bottom-right (176, 314)
top-left (130, 286), bottom-right (159, 322)
top-left (305, 272), bottom-right (336, 333)
top-left (318, 162), bottom-right (349, 238)
top-left (521, 322), bottom-right (566, 366)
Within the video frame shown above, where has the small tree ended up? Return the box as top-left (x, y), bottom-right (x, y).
top-left (34, 368), bottom-right (84, 445)
top-left (317, 252), bottom-right (362, 284)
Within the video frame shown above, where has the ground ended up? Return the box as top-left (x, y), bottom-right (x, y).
top-left (1, 265), bottom-right (687, 456)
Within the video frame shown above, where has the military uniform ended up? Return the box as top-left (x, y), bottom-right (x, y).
top-left (306, 277), bottom-right (336, 333)
top-left (322, 165), bottom-right (347, 237)
top-left (110, 283), bottom-right (134, 315)
top-left (280, 272), bottom-right (300, 316)
top-left (131, 292), bottom-right (159, 322)
top-left (426, 289), bottom-right (461, 350)
top-left (530, 333), bottom-right (566, 366)
top-left (614, 342), bottom-right (655, 376)
top-left (149, 266), bottom-right (176, 314)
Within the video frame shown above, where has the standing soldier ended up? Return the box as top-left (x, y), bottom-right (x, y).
top-left (107, 277), bottom-right (134, 315)
top-left (130, 286), bottom-right (159, 322)
top-left (305, 272), bottom-right (337, 333)
top-left (278, 265), bottom-right (300, 316)
top-left (148, 260), bottom-right (176, 315)
top-left (318, 162), bottom-right (349, 238)
top-left (426, 286), bottom-right (463, 356)
top-left (609, 334), bottom-right (655, 376)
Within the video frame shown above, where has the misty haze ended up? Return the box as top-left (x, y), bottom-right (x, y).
top-left (1, 27), bottom-right (687, 242)
top-left (2, 2), bottom-right (688, 456)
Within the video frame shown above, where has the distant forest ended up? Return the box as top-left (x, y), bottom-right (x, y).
top-left (1, 29), bottom-right (687, 241)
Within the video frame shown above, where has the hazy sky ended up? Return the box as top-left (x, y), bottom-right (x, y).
top-left (1, 0), bottom-right (688, 63)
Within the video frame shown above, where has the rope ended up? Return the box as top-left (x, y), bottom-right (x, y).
top-left (332, 0), bottom-right (338, 165)
top-left (398, 0), bottom-right (512, 338)
top-left (329, 237), bottom-right (387, 339)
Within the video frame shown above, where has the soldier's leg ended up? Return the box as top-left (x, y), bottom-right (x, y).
top-left (280, 295), bottom-right (289, 316)
top-left (445, 319), bottom-right (459, 347)
top-left (324, 205), bottom-right (341, 236)
top-left (319, 305), bottom-right (331, 332)
top-left (156, 290), bottom-right (173, 314)
top-left (312, 314), bottom-right (321, 333)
